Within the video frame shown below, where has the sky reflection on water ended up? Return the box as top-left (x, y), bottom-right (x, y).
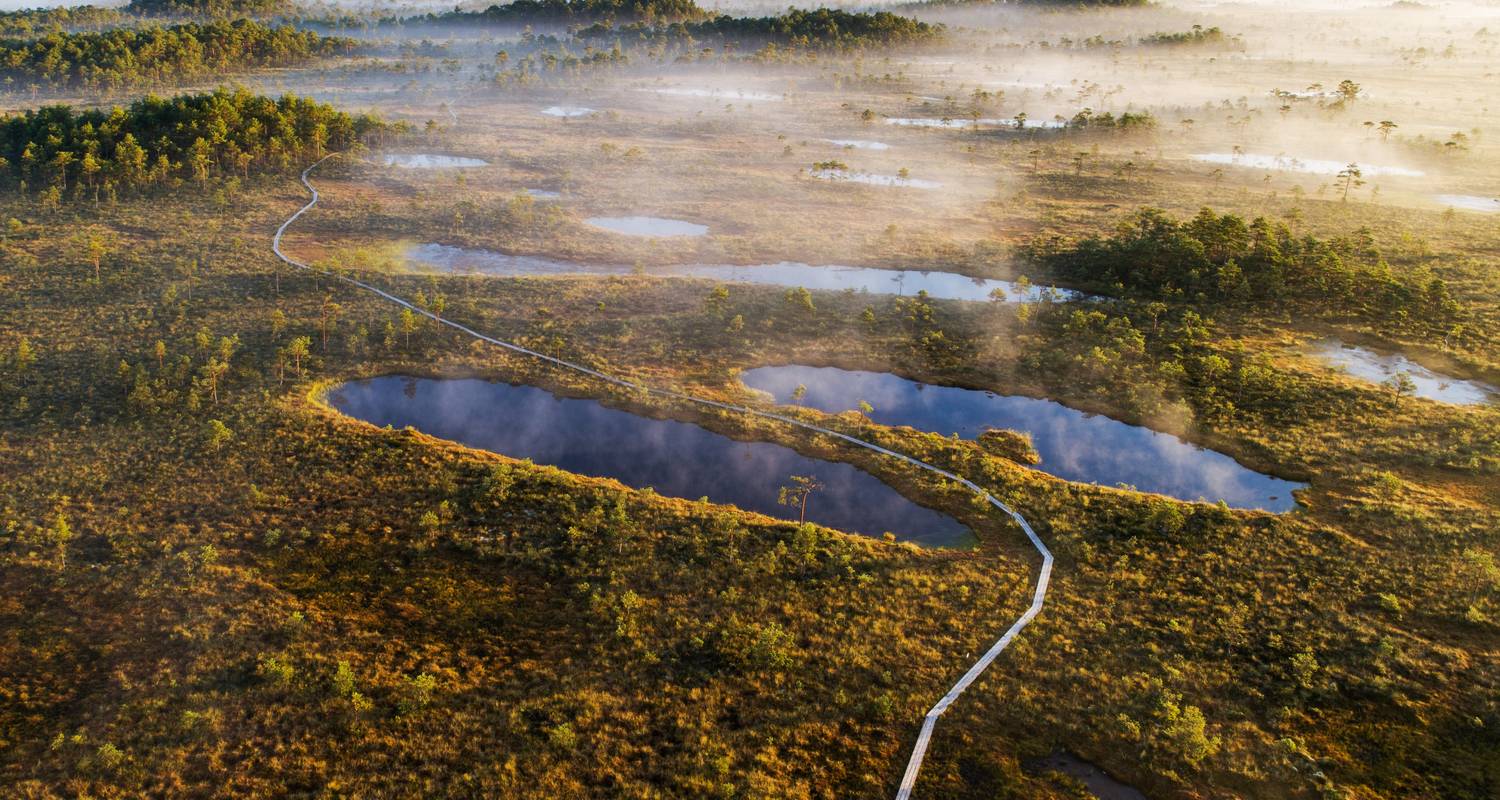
top-left (742, 365), bottom-right (1304, 512)
top-left (328, 376), bottom-right (975, 546)
top-left (406, 243), bottom-right (1076, 303)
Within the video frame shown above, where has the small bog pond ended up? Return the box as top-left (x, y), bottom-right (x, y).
top-left (1311, 339), bottom-right (1497, 405)
top-left (825, 139), bottom-right (891, 150)
top-left (1027, 752), bottom-right (1145, 800)
top-left (383, 154), bottom-right (488, 169)
top-left (740, 366), bottom-right (1304, 512)
top-left (542, 105), bottom-right (595, 117)
top-left (673, 262), bottom-right (1075, 303)
top-left (404, 243), bottom-right (1077, 303)
top-left (886, 117), bottom-right (1065, 129)
top-left (585, 216), bottom-right (709, 237)
top-left (641, 87), bottom-right (782, 101)
top-left (327, 377), bottom-right (974, 547)
top-left (1192, 152), bottom-right (1424, 177)
top-left (1435, 194), bottom-right (1500, 213)
top-left (810, 169), bottom-right (941, 189)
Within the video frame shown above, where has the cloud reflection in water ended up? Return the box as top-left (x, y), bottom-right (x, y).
top-left (328, 376), bottom-right (974, 547)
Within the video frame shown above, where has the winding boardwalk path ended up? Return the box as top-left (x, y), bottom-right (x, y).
top-left (273, 155), bottom-right (1055, 798)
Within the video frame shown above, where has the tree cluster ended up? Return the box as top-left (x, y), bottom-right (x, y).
top-left (1053, 26), bottom-right (1236, 50)
top-left (580, 8), bottom-right (942, 52)
top-left (492, 40), bottom-right (629, 85)
top-left (1, 20), bottom-right (353, 92)
top-left (1024, 208), bottom-right (1465, 331)
top-left (126, 0), bottom-right (295, 18)
top-left (408, 0), bottom-right (711, 27)
top-left (0, 87), bottom-right (385, 201)
top-left (903, 0), bottom-right (1145, 8)
top-left (691, 8), bottom-right (940, 49)
top-left (0, 5), bottom-right (127, 39)
top-left (1139, 25), bottom-right (1231, 46)
top-left (1066, 108), bottom-right (1156, 131)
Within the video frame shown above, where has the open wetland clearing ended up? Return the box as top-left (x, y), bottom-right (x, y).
top-left (2, 0), bottom-right (1498, 798)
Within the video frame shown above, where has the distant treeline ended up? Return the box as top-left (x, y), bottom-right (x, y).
top-left (494, 38), bottom-right (630, 84)
top-left (0, 0), bottom-right (291, 40)
top-left (403, 0), bottom-right (712, 27)
top-left (127, 0), bottom-right (295, 18)
top-left (1065, 108), bottom-right (1155, 130)
top-left (1023, 208), bottom-right (1464, 330)
top-left (901, 0), bottom-right (1147, 8)
top-left (1, 20), bottom-right (353, 92)
top-left (0, 6), bottom-right (128, 39)
top-left (1139, 25), bottom-right (1229, 46)
top-left (0, 88), bottom-right (385, 201)
top-left (579, 9), bottom-right (942, 52)
top-left (1052, 26), bottom-right (1237, 50)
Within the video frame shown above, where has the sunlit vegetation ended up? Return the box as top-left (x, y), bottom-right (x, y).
top-left (0, 89), bottom-right (386, 202)
top-left (1023, 207), bottom-right (1470, 338)
top-left (0, 20), bottom-right (354, 92)
top-left (3, 168), bottom-right (1495, 796)
top-left (1064, 108), bottom-right (1156, 131)
top-left (0, 0), bottom-right (1497, 797)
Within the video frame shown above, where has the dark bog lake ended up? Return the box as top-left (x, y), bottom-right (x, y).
top-left (327, 376), bottom-right (974, 547)
top-left (1026, 752), bottom-right (1146, 800)
top-left (741, 366), bottom-right (1304, 512)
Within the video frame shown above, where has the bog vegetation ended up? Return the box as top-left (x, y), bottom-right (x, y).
top-left (0, 0), bottom-right (1496, 798)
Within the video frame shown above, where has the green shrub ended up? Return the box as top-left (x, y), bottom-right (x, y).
top-left (332, 660), bottom-right (356, 698)
top-left (256, 655), bottom-right (296, 690)
top-left (547, 722), bottom-right (577, 750)
top-left (397, 673), bottom-right (437, 715)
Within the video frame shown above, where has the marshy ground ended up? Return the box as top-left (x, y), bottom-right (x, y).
top-left (1, 1), bottom-right (1498, 798)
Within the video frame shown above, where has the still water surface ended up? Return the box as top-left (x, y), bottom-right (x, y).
top-left (741, 365), bottom-right (1304, 512)
top-left (405, 243), bottom-right (1077, 303)
top-left (382, 154), bottom-right (488, 169)
top-left (1027, 752), bottom-right (1146, 800)
top-left (584, 216), bottom-right (709, 237)
top-left (1310, 339), bottom-right (1497, 405)
top-left (1434, 194), bottom-right (1500, 213)
top-left (328, 376), bottom-right (975, 546)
